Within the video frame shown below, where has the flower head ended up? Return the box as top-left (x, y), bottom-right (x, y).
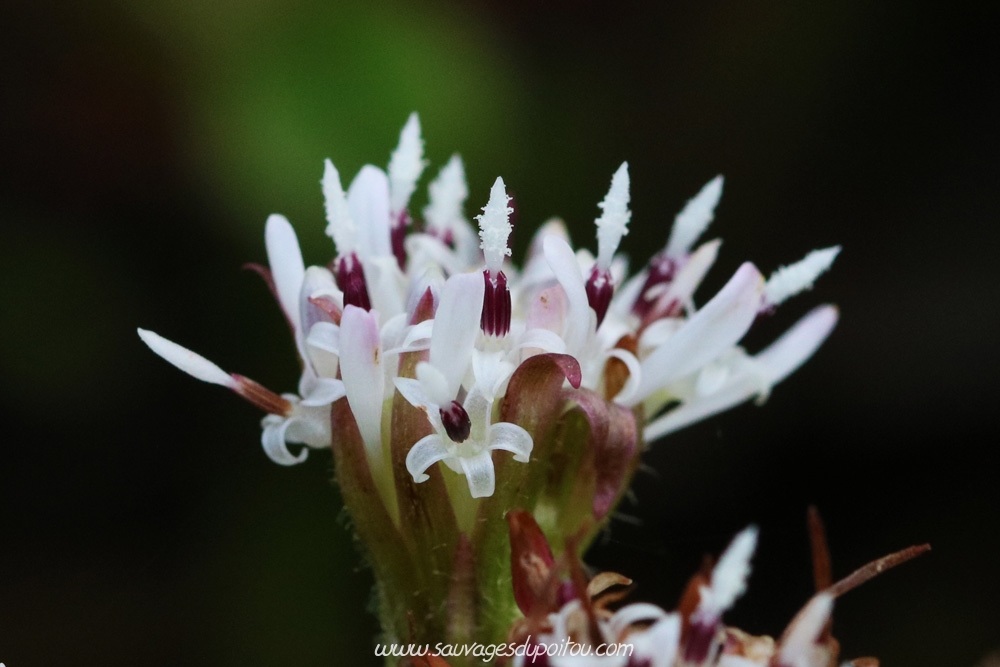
top-left (138, 114), bottom-right (847, 656)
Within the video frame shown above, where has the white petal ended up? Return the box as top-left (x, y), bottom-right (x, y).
top-left (608, 266), bottom-right (647, 319)
top-left (666, 175), bottom-right (724, 258)
top-left (339, 305), bottom-right (385, 458)
top-left (638, 318), bottom-right (682, 350)
top-left (388, 112), bottom-right (426, 215)
top-left (405, 434), bottom-right (450, 483)
top-left (644, 308), bottom-right (837, 441)
top-left (632, 262), bottom-right (764, 404)
top-left (137, 329), bottom-right (236, 387)
top-left (265, 214), bottom-right (305, 333)
top-left (633, 614), bottom-right (681, 667)
top-left (306, 321), bottom-right (341, 355)
top-left (459, 449), bottom-right (496, 498)
top-left (657, 238), bottom-right (721, 312)
top-left (643, 373), bottom-right (762, 441)
top-left (364, 255), bottom-right (407, 320)
top-left (430, 271), bottom-right (485, 396)
top-left (301, 378), bottom-right (346, 407)
top-left (472, 349), bottom-right (515, 400)
top-left (416, 362), bottom-right (452, 407)
top-left (347, 165), bottom-right (392, 259)
top-left (756, 305), bottom-right (839, 383)
top-left (595, 161), bottom-right (631, 270)
top-left (514, 327), bottom-right (567, 355)
top-left (476, 177), bottom-right (514, 275)
top-left (261, 417), bottom-right (309, 466)
top-left (778, 593), bottom-right (834, 667)
top-left (488, 422), bottom-right (533, 463)
top-left (764, 246), bottom-right (840, 307)
top-left (543, 235), bottom-right (591, 355)
top-left (399, 319), bottom-right (434, 350)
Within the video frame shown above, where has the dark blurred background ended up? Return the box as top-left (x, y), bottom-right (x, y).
top-left (1, 0), bottom-right (997, 664)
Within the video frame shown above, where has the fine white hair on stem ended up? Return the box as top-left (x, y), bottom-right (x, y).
top-left (322, 159), bottom-right (357, 257)
top-left (388, 112), bottom-right (426, 216)
top-left (595, 161), bottom-right (631, 270)
top-left (764, 246), bottom-right (841, 307)
top-left (666, 175), bottom-right (724, 258)
top-left (476, 176), bottom-right (513, 276)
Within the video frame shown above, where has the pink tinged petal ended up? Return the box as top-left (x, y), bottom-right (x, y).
top-left (632, 262), bottom-right (764, 404)
top-left (261, 417), bottom-right (309, 466)
top-left (347, 165), bottom-right (392, 259)
top-left (264, 214), bottom-right (306, 334)
top-left (459, 449), bottom-right (496, 498)
top-left (339, 305), bottom-right (385, 458)
top-left (430, 272), bottom-right (485, 395)
top-left (777, 593), bottom-right (834, 667)
top-left (301, 378), bottom-right (346, 407)
top-left (666, 174), bottom-right (724, 258)
top-left (299, 266), bottom-right (340, 339)
top-left (137, 328), bottom-right (235, 388)
top-left (757, 305), bottom-right (839, 384)
top-left (405, 434), bottom-right (450, 483)
top-left (543, 235), bottom-right (591, 354)
top-left (487, 422), bottom-right (533, 463)
top-left (525, 284), bottom-right (568, 335)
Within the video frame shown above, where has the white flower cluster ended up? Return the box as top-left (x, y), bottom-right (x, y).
top-left (515, 527), bottom-right (836, 667)
top-left (139, 114), bottom-right (839, 498)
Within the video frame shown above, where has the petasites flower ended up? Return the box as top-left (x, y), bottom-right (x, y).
top-left (504, 511), bottom-right (928, 667)
top-left (138, 114), bottom-right (842, 660)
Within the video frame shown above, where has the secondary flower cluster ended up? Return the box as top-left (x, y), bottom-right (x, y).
top-left (139, 113), bottom-right (839, 501)
top-left (501, 511), bottom-right (927, 667)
